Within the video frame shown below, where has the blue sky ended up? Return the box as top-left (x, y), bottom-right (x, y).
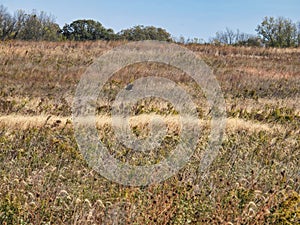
top-left (1, 0), bottom-right (299, 41)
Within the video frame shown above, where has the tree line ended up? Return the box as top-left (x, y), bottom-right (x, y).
top-left (0, 5), bottom-right (171, 42)
top-left (210, 17), bottom-right (300, 48)
top-left (0, 5), bottom-right (299, 47)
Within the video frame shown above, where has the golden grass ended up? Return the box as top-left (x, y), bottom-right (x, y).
top-left (0, 114), bottom-right (283, 133)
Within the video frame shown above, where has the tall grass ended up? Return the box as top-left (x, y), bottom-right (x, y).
top-left (0, 41), bottom-right (299, 224)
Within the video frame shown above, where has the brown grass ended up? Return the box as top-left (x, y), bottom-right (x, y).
top-left (0, 41), bottom-right (299, 224)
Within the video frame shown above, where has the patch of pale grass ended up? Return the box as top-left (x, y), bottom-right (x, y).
top-left (226, 118), bottom-right (282, 133)
top-left (0, 114), bottom-right (283, 134)
top-left (0, 115), bottom-right (70, 130)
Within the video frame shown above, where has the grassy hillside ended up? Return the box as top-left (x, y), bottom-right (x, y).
top-left (0, 41), bottom-right (299, 224)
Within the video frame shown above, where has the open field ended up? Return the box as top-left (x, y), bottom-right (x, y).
top-left (0, 41), bottom-right (299, 224)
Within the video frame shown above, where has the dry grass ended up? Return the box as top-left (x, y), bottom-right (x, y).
top-left (0, 114), bottom-right (283, 134)
top-left (0, 41), bottom-right (299, 224)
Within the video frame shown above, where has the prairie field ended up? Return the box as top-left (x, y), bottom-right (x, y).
top-left (0, 41), bottom-right (299, 224)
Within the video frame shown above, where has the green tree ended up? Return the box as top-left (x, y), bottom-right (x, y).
top-left (18, 14), bottom-right (42, 40)
top-left (117, 25), bottom-right (172, 41)
top-left (62, 19), bottom-right (114, 41)
top-left (256, 16), bottom-right (298, 47)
